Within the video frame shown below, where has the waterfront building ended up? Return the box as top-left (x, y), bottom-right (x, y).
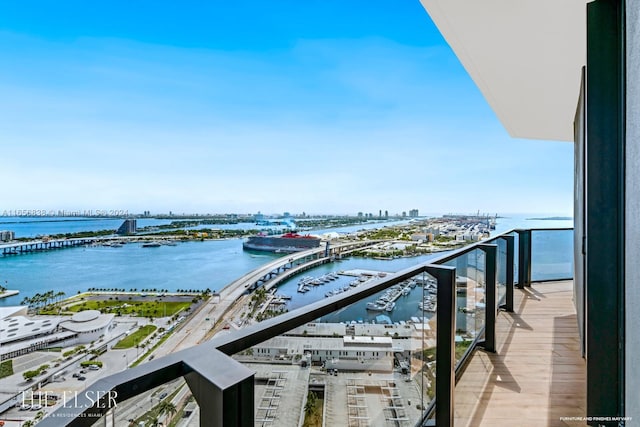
top-left (0, 231), bottom-right (15, 242)
top-left (285, 322), bottom-right (415, 339)
top-left (244, 335), bottom-right (396, 372)
top-left (0, 307), bottom-right (114, 360)
top-left (116, 219), bottom-right (137, 235)
top-left (58, 310), bottom-right (116, 344)
top-left (411, 233), bottom-right (428, 242)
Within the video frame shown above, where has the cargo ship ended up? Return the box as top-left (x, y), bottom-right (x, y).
top-left (242, 232), bottom-right (321, 253)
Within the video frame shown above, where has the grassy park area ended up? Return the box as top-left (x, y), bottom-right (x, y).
top-left (43, 299), bottom-right (192, 317)
top-left (113, 325), bottom-right (158, 349)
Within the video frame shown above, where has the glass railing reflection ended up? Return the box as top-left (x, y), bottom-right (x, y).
top-left (531, 229), bottom-right (574, 281)
top-left (444, 248), bottom-right (485, 360)
top-left (231, 270), bottom-right (439, 426)
top-left (496, 238), bottom-right (507, 305)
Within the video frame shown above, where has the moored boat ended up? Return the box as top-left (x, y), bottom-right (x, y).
top-left (243, 232), bottom-right (321, 253)
top-left (366, 302), bottom-right (386, 311)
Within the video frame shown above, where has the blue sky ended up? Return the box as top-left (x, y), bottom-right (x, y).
top-left (0, 1), bottom-right (573, 216)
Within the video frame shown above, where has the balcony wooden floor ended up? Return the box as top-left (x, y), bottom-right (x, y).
top-left (455, 280), bottom-right (586, 427)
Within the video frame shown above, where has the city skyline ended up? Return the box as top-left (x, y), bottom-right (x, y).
top-left (0, 1), bottom-right (573, 215)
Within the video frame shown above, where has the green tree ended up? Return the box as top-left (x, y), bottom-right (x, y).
top-left (23, 370), bottom-right (38, 381)
top-left (304, 391), bottom-right (318, 417)
top-left (158, 400), bottom-right (177, 418)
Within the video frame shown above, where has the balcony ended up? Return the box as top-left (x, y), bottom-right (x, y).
top-left (38, 228), bottom-right (579, 427)
top-left (455, 280), bottom-right (584, 427)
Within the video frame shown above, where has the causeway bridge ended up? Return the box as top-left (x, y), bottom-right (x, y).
top-left (0, 238), bottom-right (98, 256)
top-left (225, 239), bottom-right (382, 292)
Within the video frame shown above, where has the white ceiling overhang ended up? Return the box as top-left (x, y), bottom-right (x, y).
top-left (419, 0), bottom-right (587, 142)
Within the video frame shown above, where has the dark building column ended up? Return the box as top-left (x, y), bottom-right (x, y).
top-left (585, 0), bottom-right (625, 422)
top-left (625, 0), bottom-right (640, 421)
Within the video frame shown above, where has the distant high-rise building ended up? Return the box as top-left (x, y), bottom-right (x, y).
top-left (0, 230), bottom-right (15, 242)
top-left (385, 210), bottom-right (389, 219)
top-left (409, 209), bottom-right (419, 217)
top-left (357, 212), bottom-right (363, 218)
top-left (402, 211), bottom-right (407, 217)
top-left (116, 219), bottom-right (137, 235)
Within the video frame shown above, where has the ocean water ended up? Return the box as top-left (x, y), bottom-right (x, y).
top-left (492, 213), bottom-right (573, 234)
top-left (0, 215), bottom-right (573, 312)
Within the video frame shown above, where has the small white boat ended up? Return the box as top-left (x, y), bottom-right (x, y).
top-left (366, 302), bottom-right (386, 311)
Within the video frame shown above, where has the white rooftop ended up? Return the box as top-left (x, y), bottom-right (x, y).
top-left (343, 336), bottom-right (393, 347)
top-left (0, 306), bottom-right (28, 320)
top-left (0, 315), bottom-right (59, 345)
top-left (71, 310), bottom-right (101, 322)
top-left (60, 311), bottom-right (114, 333)
top-left (254, 336), bottom-right (395, 353)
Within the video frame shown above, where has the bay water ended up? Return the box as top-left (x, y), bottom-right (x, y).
top-left (0, 214), bottom-right (573, 316)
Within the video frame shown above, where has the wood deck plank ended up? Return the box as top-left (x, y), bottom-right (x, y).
top-left (454, 281), bottom-right (587, 427)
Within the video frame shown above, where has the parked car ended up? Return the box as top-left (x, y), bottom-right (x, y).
top-left (79, 370), bottom-right (86, 374)
top-left (19, 404), bottom-right (31, 411)
top-left (88, 365), bottom-right (100, 370)
top-left (31, 404), bottom-right (42, 410)
top-left (77, 376), bottom-right (86, 381)
top-left (72, 373), bottom-right (79, 378)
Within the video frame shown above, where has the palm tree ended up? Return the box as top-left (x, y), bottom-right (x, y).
top-left (304, 391), bottom-right (318, 417)
top-left (158, 400), bottom-right (177, 420)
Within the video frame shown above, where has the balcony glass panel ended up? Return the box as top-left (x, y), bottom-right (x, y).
top-left (496, 237), bottom-right (507, 305)
top-left (531, 229), bottom-right (574, 281)
top-left (232, 270), bottom-right (438, 426)
top-left (513, 231), bottom-right (520, 285)
top-left (443, 248), bottom-right (485, 361)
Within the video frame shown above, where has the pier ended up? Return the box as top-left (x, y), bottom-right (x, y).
top-left (0, 290), bottom-right (19, 299)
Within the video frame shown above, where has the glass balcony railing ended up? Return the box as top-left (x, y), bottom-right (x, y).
top-left (38, 227), bottom-right (573, 427)
top-left (235, 269), bottom-right (440, 427)
top-left (531, 228), bottom-right (574, 281)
